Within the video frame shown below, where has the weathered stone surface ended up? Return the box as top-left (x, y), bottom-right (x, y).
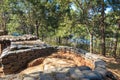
top-left (23, 77), bottom-right (36, 80)
top-left (0, 45), bottom-right (115, 80)
top-left (43, 58), bottom-right (76, 72)
top-left (94, 59), bottom-right (106, 68)
top-left (23, 73), bottom-right (40, 80)
top-left (82, 70), bottom-right (102, 80)
top-left (55, 73), bottom-right (67, 80)
top-left (77, 66), bottom-right (92, 71)
top-left (94, 67), bottom-right (108, 78)
top-left (39, 74), bottom-right (55, 80)
top-left (0, 35), bottom-right (38, 42)
top-left (0, 45), bottom-right (57, 74)
top-left (68, 67), bottom-right (85, 79)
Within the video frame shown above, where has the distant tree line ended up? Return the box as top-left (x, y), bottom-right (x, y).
top-left (0, 0), bottom-right (120, 57)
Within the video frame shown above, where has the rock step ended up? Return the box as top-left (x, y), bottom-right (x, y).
top-left (22, 66), bottom-right (103, 80)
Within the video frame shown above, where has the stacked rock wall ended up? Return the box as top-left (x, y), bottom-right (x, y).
top-left (0, 40), bottom-right (11, 54)
top-left (0, 46), bottom-right (107, 79)
top-left (0, 46), bottom-right (57, 74)
top-left (57, 46), bottom-right (106, 69)
top-left (57, 46), bottom-right (110, 79)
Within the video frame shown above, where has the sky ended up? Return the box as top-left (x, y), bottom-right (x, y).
top-left (105, 7), bottom-right (112, 13)
top-left (71, 3), bottom-right (114, 14)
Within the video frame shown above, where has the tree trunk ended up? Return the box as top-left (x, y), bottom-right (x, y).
top-left (41, 34), bottom-right (44, 41)
top-left (2, 13), bottom-right (7, 34)
top-left (101, 32), bottom-right (106, 56)
top-left (101, 0), bottom-right (106, 56)
top-left (29, 25), bottom-right (34, 34)
top-left (112, 22), bottom-right (120, 58)
top-left (112, 29), bottom-right (119, 58)
top-left (56, 36), bottom-right (62, 45)
top-left (65, 38), bottom-right (68, 45)
top-left (90, 33), bottom-right (93, 53)
top-left (36, 21), bottom-right (39, 38)
top-left (58, 36), bottom-right (61, 44)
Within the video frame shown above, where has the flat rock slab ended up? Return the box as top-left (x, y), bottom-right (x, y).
top-left (20, 57), bottom-right (105, 80)
top-left (43, 57), bottom-right (76, 72)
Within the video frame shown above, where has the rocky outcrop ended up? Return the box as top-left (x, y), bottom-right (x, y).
top-left (0, 34), bottom-right (38, 54)
top-left (0, 34), bottom-right (38, 41)
top-left (0, 45), bottom-right (116, 80)
top-left (0, 45), bottom-right (57, 74)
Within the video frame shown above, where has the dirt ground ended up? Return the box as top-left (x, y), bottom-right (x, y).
top-left (101, 56), bottom-right (120, 79)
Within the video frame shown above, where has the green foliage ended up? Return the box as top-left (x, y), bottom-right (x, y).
top-left (0, 0), bottom-right (120, 57)
top-left (7, 14), bottom-right (20, 34)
